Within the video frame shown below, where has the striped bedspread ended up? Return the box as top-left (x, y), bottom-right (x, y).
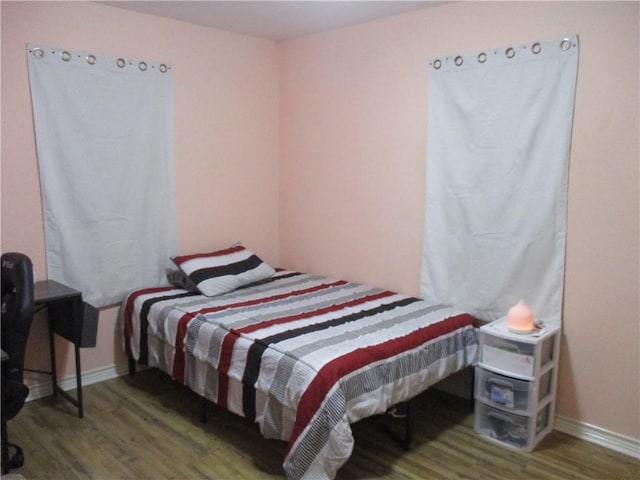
top-left (123, 270), bottom-right (479, 479)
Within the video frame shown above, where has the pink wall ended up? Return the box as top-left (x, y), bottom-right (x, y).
top-left (2, 0), bottom-right (638, 444)
top-left (279, 2), bottom-right (639, 439)
top-left (1, 2), bottom-right (280, 379)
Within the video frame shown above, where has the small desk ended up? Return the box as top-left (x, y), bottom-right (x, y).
top-left (34, 280), bottom-right (90, 418)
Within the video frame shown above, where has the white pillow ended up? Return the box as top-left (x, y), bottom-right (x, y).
top-left (172, 245), bottom-right (275, 297)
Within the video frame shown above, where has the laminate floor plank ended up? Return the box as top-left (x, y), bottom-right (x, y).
top-left (3, 369), bottom-right (638, 479)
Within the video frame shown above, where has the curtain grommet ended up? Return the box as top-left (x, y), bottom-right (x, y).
top-left (531, 42), bottom-right (542, 54)
top-left (116, 58), bottom-right (126, 68)
top-left (560, 38), bottom-right (572, 51)
top-left (61, 51), bottom-right (72, 62)
top-left (139, 61), bottom-right (147, 71)
top-left (432, 59), bottom-right (442, 70)
top-left (86, 54), bottom-right (97, 65)
top-left (159, 64), bottom-right (168, 73)
top-left (477, 52), bottom-right (487, 64)
top-left (454, 56), bottom-right (464, 67)
top-left (33, 48), bottom-right (45, 59)
top-left (505, 47), bottom-right (516, 59)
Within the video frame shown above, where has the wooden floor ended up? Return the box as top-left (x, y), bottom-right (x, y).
top-left (4, 369), bottom-right (638, 479)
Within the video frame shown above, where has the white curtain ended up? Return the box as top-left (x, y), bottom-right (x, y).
top-left (27, 44), bottom-right (177, 307)
top-left (420, 35), bottom-right (579, 324)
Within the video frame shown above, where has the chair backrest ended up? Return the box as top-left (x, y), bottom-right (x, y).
top-left (1, 252), bottom-right (34, 384)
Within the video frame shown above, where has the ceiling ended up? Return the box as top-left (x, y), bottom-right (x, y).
top-left (100, 1), bottom-right (444, 41)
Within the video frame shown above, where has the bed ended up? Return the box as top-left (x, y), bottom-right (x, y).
top-left (121, 246), bottom-right (479, 479)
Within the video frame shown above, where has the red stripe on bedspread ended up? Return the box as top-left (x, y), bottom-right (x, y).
top-left (236, 290), bottom-right (395, 335)
top-left (287, 312), bottom-right (476, 451)
top-left (171, 280), bottom-right (349, 384)
top-left (123, 286), bottom-right (176, 358)
top-left (215, 287), bottom-right (394, 409)
top-left (216, 333), bottom-right (236, 409)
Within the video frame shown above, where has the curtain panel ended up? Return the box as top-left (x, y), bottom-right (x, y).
top-left (27, 44), bottom-right (177, 307)
top-left (420, 35), bottom-right (579, 323)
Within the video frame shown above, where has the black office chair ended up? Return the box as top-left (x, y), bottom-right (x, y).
top-left (1, 252), bottom-right (34, 474)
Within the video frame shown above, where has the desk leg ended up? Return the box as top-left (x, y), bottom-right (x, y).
top-left (48, 312), bottom-right (83, 418)
top-left (1, 417), bottom-right (9, 474)
top-left (48, 316), bottom-right (58, 398)
top-left (74, 344), bottom-right (83, 419)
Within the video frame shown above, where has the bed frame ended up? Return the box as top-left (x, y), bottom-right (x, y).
top-left (129, 356), bottom-right (416, 449)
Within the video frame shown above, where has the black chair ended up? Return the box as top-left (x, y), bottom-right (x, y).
top-left (1, 252), bottom-right (34, 474)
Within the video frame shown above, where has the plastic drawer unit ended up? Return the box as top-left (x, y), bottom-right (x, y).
top-left (474, 318), bottom-right (561, 452)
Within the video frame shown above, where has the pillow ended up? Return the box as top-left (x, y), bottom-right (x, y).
top-left (172, 245), bottom-right (275, 297)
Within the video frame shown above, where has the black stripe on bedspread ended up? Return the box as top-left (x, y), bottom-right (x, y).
top-left (240, 296), bottom-right (419, 422)
top-left (138, 291), bottom-right (199, 364)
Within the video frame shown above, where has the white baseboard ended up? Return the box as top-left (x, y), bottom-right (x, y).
top-left (25, 366), bottom-right (639, 460)
top-left (555, 415), bottom-right (640, 459)
top-left (25, 361), bottom-right (130, 402)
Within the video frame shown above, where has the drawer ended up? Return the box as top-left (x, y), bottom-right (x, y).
top-left (475, 402), bottom-right (551, 451)
top-left (475, 367), bottom-right (552, 414)
top-left (480, 333), bottom-right (536, 376)
top-left (539, 334), bottom-right (556, 366)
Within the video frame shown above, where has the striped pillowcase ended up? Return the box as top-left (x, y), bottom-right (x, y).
top-left (172, 245), bottom-right (275, 297)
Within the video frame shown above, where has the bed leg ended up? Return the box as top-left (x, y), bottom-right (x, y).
top-left (128, 356), bottom-right (136, 376)
top-left (402, 398), bottom-right (414, 451)
top-left (470, 367), bottom-right (476, 412)
top-left (200, 397), bottom-right (207, 424)
top-left (382, 398), bottom-right (414, 450)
